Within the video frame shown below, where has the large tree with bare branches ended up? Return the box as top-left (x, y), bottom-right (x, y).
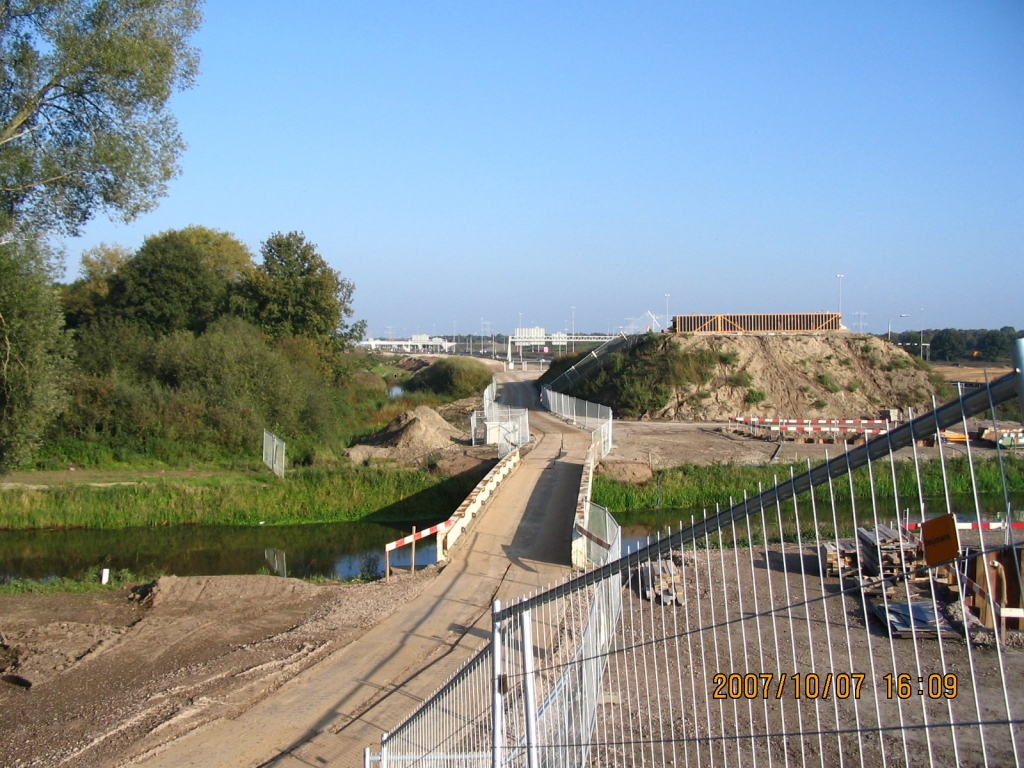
top-left (0, 0), bottom-right (202, 237)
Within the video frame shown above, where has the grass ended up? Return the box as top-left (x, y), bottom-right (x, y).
top-left (593, 455), bottom-right (1024, 514)
top-left (0, 463), bottom-right (491, 530)
top-left (0, 566), bottom-right (160, 595)
top-left (816, 373), bottom-right (841, 393)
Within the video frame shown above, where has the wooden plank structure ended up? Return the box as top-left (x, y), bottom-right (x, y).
top-left (672, 312), bottom-right (842, 334)
top-left (819, 540), bottom-right (858, 577)
top-left (957, 546), bottom-right (1024, 632)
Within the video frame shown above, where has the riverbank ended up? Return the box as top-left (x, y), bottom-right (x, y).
top-left (593, 455), bottom-right (1024, 514)
top-left (0, 462), bottom-right (492, 530)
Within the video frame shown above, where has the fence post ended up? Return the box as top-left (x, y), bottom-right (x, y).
top-left (411, 526), bottom-right (416, 575)
top-left (385, 549), bottom-right (390, 583)
top-left (380, 738), bottom-right (388, 768)
top-left (1014, 339), bottom-right (1024, 416)
top-left (521, 608), bottom-right (540, 768)
top-left (492, 599), bottom-right (504, 768)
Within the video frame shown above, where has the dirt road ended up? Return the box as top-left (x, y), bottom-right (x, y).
top-left (127, 373), bottom-right (590, 768)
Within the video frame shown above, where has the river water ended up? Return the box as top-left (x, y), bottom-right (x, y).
top-left (3, 493), bottom-right (1018, 583)
top-left (0, 520), bottom-right (442, 582)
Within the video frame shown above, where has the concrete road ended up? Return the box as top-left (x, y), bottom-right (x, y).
top-left (132, 374), bottom-right (592, 768)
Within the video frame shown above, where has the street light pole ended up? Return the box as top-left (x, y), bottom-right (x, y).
top-left (665, 294), bottom-right (670, 331)
top-left (836, 274), bottom-right (845, 318)
top-left (571, 306), bottom-right (576, 353)
top-left (888, 313), bottom-right (910, 342)
top-left (919, 308), bottom-right (925, 359)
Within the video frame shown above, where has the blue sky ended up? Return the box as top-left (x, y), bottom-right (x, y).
top-left (67, 2), bottom-right (1024, 337)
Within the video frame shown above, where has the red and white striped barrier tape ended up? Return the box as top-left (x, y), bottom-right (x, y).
top-left (733, 416), bottom-right (890, 425)
top-left (903, 521), bottom-right (1024, 532)
top-left (385, 519), bottom-right (455, 552)
top-left (768, 425), bottom-right (889, 435)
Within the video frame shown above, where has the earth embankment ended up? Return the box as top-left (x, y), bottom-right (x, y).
top-left (554, 332), bottom-right (940, 421)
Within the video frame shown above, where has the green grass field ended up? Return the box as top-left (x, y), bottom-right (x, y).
top-left (0, 463), bottom-right (490, 530)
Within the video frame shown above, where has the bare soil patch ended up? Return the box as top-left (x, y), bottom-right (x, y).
top-left (0, 570), bottom-right (438, 768)
top-left (346, 406), bottom-right (468, 465)
top-left (607, 420), bottom-right (1005, 475)
top-left (661, 332), bottom-right (936, 421)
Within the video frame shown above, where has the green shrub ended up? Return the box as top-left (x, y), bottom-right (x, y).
top-left (745, 388), bottom-right (767, 405)
top-left (727, 371), bottom-right (753, 388)
top-left (718, 351), bottom-right (738, 365)
top-left (816, 373), bottom-right (840, 393)
top-left (847, 380), bottom-right (861, 393)
top-left (409, 357), bottom-right (493, 399)
top-left (812, 399), bottom-right (828, 409)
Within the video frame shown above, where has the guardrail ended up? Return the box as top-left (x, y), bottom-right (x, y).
top-left (382, 448), bottom-right (522, 580)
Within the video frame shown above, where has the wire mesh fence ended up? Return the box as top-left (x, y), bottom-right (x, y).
top-left (542, 387), bottom-right (613, 459)
top-left (472, 378), bottom-right (531, 458)
top-left (370, 354), bottom-right (1024, 768)
top-left (262, 429), bottom-right (285, 478)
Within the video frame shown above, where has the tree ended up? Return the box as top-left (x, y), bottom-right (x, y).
top-left (105, 228), bottom-right (227, 334)
top-left (243, 232), bottom-right (364, 345)
top-left (60, 241), bottom-right (131, 328)
top-left (0, 0), bottom-right (202, 237)
top-left (0, 239), bottom-right (70, 471)
top-left (977, 330), bottom-right (1012, 361)
top-left (929, 328), bottom-right (966, 362)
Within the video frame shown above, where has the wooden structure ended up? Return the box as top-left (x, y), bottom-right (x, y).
top-left (672, 312), bottom-right (842, 334)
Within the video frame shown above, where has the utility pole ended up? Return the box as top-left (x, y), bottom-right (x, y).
top-left (836, 274), bottom-right (844, 318)
top-left (571, 306), bottom-right (576, 353)
top-left (665, 294), bottom-right (670, 331)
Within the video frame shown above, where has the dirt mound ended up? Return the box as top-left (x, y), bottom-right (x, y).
top-left (395, 356), bottom-right (430, 372)
top-left (661, 333), bottom-right (937, 420)
top-left (347, 406), bottom-right (466, 464)
top-left (596, 460), bottom-right (654, 484)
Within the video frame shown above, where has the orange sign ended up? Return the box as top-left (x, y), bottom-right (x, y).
top-left (921, 514), bottom-right (960, 566)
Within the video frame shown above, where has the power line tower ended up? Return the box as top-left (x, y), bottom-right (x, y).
top-left (852, 311), bottom-right (868, 333)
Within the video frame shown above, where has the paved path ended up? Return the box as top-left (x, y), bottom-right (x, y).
top-left (132, 374), bottom-right (591, 768)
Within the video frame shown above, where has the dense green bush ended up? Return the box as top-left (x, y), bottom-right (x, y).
top-left (409, 357), bottom-right (493, 399)
top-left (42, 317), bottom-right (383, 467)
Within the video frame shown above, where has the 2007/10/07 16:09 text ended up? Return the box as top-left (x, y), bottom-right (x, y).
top-left (712, 672), bottom-right (959, 701)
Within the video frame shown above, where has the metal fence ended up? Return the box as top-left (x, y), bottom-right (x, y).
top-left (472, 378), bottom-right (531, 459)
top-left (375, 504), bottom-right (622, 768)
top-left (369, 347), bottom-right (1024, 768)
top-left (262, 429), bottom-right (285, 478)
top-left (543, 333), bottom-right (642, 394)
top-left (542, 387), bottom-right (613, 459)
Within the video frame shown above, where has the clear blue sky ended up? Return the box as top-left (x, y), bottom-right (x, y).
top-left (67, 1), bottom-right (1024, 337)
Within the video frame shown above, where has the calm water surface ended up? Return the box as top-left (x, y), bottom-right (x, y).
top-left (0, 520), bottom-right (442, 582)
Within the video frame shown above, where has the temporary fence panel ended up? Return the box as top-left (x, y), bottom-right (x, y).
top-left (483, 377), bottom-right (530, 457)
top-left (543, 387), bottom-right (614, 459)
top-left (262, 429), bottom-right (285, 478)
top-left (372, 348), bottom-right (1024, 768)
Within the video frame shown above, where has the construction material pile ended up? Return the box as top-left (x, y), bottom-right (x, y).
top-left (346, 406), bottom-right (466, 465)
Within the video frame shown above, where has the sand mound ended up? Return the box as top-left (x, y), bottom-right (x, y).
top-left (347, 406), bottom-right (466, 464)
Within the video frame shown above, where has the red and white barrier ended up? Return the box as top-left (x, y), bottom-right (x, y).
top-left (903, 520), bottom-right (1024, 532)
top-left (733, 416), bottom-right (889, 426)
top-left (385, 520), bottom-right (455, 552)
top-left (768, 425), bottom-right (889, 435)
